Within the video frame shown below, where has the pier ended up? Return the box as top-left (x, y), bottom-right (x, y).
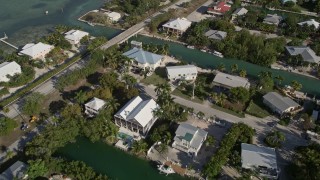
top-left (0, 33), bottom-right (18, 50)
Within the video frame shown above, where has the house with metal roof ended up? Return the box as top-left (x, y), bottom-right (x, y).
top-left (0, 61), bottom-right (21, 82)
top-left (122, 47), bottom-right (164, 70)
top-left (114, 96), bottom-right (158, 136)
top-left (241, 143), bottom-right (279, 179)
top-left (285, 46), bottom-right (320, 64)
top-left (20, 42), bottom-right (54, 60)
top-left (263, 92), bottom-right (301, 116)
top-left (212, 72), bottom-right (250, 89)
top-left (162, 18), bottom-right (192, 36)
top-left (232, 7), bottom-right (248, 16)
top-left (298, 19), bottom-right (320, 29)
top-left (64, 29), bottom-right (89, 45)
top-left (263, 14), bottom-right (283, 26)
top-left (0, 161), bottom-right (28, 180)
top-left (166, 65), bottom-right (197, 81)
top-left (172, 123), bottom-right (208, 157)
top-left (204, 30), bottom-right (227, 41)
top-left (84, 97), bottom-right (106, 117)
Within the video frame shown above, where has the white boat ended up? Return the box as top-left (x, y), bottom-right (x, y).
top-left (187, 45), bottom-right (195, 49)
top-left (200, 49), bottom-right (207, 53)
top-left (213, 51), bottom-right (224, 58)
top-left (157, 164), bottom-right (175, 175)
top-left (45, 11), bottom-right (48, 15)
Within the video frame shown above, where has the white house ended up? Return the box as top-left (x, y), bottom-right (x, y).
top-left (114, 96), bottom-right (158, 136)
top-left (232, 7), bottom-right (248, 16)
top-left (0, 61), bottom-right (22, 82)
top-left (285, 46), bottom-right (320, 64)
top-left (64, 29), bottom-right (89, 45)
top-left (105, 11), bottom-right (121, 22)
top-left (172, 123), bottom-right (208, 157)
top-left (212, 72), bottom-right (250, 89)
top-left (84, 97), bottom-right (106, 117)
top-left (263, 14), bottom-right (283, 26)
top-left (162, 18), bottom-right (192, 36)
top-left (298, 19), bottom-right (320, 29)
top-left (166, 65), bottom-right (197, 81)
top-left (204, 30), bottom-right (227, 41)
top-left (0, 161), bottom-right (28, 180)
top-left (122, 47), bottom-right (164, 70)
top-left (263, 92), bottom-right (301, 116)
top-left (241, 143), bottom-right (279, 179)
top-left (20, 42), bottom-right (54, 59)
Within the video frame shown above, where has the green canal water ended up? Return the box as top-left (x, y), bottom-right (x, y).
top-left (58, 137), bottom-right (187, 180)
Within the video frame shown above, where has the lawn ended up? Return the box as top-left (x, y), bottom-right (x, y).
top-left (140, 67), bottom-right (167, 85)
top-left (211, 104), bottom-right (245, 118)
top-left (171, 88), bottom-right (203, 104)
top-left (246, 100), bottom-right (270, 118)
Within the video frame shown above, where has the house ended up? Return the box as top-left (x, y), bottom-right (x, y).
top-left (0, 61), bottom-right (21, 82)
top-left (122, 47), bottom-right (164, 70)
top-left (207, 1), bottom-right (231, 15)
top-left (64, 29), bottom-right (89, 45)
top-left (241, 143), bottom-right (279, 179)
top-left (162, 18), bottom-right (192, 36)
top-left (114, 96), bottom-right (158, 136)
top-left (263, 92), bottom-right (301, 116)
top-left (204, 30), bottom-right (227, 40)
top-left (172, 123), bottom-right (208, 157)
top-left (281, 0), bottom-right (296, 4)
top-left (84, 97), bottom-right (106, 117)
top-left (0, 161), bottom-right (28, 180)
top-left (166, 65), bottom-right (198, 81)
top-left (263, 14), bottom-right (283, 26)
top-left (232, 7), bottom-right (248, 16)
top-left (298, 19), bottom-right (320, 29)
top-left (105, 11), bottom-right (121, 22)
top-left (20, 42), bottom-right (54, 59)
top-left (285, 46), bottom-right (320, 64)
top-left (212, 72), bottom-right (250, 89)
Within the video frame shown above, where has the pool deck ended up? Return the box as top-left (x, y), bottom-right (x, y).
top-left (115, 140), bottom-right (129, 151)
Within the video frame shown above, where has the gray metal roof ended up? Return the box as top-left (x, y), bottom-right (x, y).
top-left (263, 92), bottom-right (300, 112)
top-left (174, 123), bottom-right (207, 150)
top-left (263, 14), bottom-right (282, 25)
top-left (285, 46), bottom-right (320, 63)
top-left (233, 7), bottom-right (248, 16)
top-left (241, 143), bottom-right (277, 169)
top-left (166, 65), bottom-right (197, 77)
top-left (0, 161), bottom-right (27, 180)
top-left (204, 30), bottom-right (227, 40)
top-left (122, 47), bottom-right (163, 65)
top-left (213, 72), bottom-right (250, 89)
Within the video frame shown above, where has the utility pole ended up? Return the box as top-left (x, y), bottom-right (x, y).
top-left (191, 81), bottom-right (195, 99)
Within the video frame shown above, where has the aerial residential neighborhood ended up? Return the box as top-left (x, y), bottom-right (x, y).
top-left (1, 0), bottom-right (320, 179)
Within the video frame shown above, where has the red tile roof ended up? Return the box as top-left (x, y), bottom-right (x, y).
top-left (207, 1), bottom-right (231, 14)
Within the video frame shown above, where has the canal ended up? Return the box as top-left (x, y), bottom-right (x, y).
top-left (58, 137), bottom-right (187, 180)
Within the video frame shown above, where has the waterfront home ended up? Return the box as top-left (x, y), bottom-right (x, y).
top-left (298, 19), bottom-right (320, 29)
top-left (114, 96), bottom-right (158, 137)
top-left (281, 0), bottom-right (296, 4)
top-left (263, 92), bottom-right (301, 116)
top-left (105, 11), bottom-right (121, 22)
top-left (172, 123), bottom-right (208, 157)
top-left (263, 14), bottom-right (283, 26)
top-left (204, 30), bottom-right (227, 41)
top-left (20, 42), bottom-right (54, 60)
top-left (122, 47), bottom-right (164, 71)
top-left (232, 7), bottom-right (248, 16)
top-left (212, 72), bottom-right (250, 89)
top-left (84, 97), bottom-right (106, 117)
top-left (64, 29), bottom-right (89, 45)
top-left (166, 65), bottom-right (197, 81)
top-left (285, 46), bottom-right (320, 64)
top-left (207, 1), bottom-right (231, 16)
top-left (162, 18), bottom-right (192, 36)
top-left (0, 161), bottom-right (28, 179)
top-left (0, 61), bottom-right (21, 82)
top-left (241, 143), bottom-right (279, 179)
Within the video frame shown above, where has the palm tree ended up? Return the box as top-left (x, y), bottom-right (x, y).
top-left (239, 69), bottom-right (247, 77)
top-left (291, 80), bottom-right (302, 91)
top-left (217, 63), bottom-right (225, 72)
top-left (5, 150), bottom-right (15, 160)
top-left (157, 143), bottom-right (168, 155)
top-left (131, 140), bottom-right (148, 155)
top-left (211, 93), bottom-right (227, 107)
top-left (106, 98), bottom-right (120, 114)
top-left (122, 74), bottom-right (137, 89)
top-left (230, 64), bottom-right (238, 74)
top-left (155, 83), bottom-right (171, 96)
top-left (274, 75), bottom-right (284, 86)
top-left (265, 131), bottom-right (286, 147)
top-left (74, 90), bottom-right (87, 104)
top-left (206, 135), bottom-right (216, 147)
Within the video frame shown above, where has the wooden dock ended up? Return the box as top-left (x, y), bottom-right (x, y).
top-left (164, 161), bottom-right (186, 176)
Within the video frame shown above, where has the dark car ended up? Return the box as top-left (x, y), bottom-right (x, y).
top-left (267, 122), bottom-right (277, 128)
top-left (20, 123), bottom-right (29, 131)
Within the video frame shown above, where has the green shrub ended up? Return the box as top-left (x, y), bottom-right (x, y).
top-left (0, 117), bottom-right (17, 136)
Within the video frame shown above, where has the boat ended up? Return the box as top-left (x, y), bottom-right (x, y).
top-left (187, 45), bottom-right (195, 49)
top-left (157, 164), bottom-right (175, 175)
top-left (200, 49), bottom-right (207, 53)
top-left (45, 11), bottom-right (48, 15)
top-left (213, 51), bottom-right (224, 58)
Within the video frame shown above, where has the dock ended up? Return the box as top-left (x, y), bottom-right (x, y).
top-left (164, 161), bottom-right (186, 176)
top-left (0, 33), bottom-right (18, 50)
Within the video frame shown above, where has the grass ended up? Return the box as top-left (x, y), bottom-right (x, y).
top-left (211, 104), bottom-right (245, 118)
top-left (171, 88), bottom-right (203, 104)
top-left (246, 100), bottom-right (270, 118)
top-left (140, 67), bottom-right (167, 85)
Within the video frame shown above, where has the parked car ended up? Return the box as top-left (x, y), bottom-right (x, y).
top-left (20, 123), bottom-right (29, 131)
